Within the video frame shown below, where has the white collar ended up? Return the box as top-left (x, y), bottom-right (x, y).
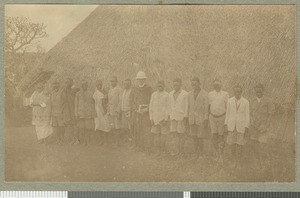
top-left (256, 97), bottom-right (262, 103)
top-left (235, 97), bottom-right (241, 102)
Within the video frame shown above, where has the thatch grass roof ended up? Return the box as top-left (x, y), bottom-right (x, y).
top-left (20, 5), bottom-right (295, 104)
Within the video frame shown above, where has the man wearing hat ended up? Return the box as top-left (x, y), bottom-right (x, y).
top-left (208, 79), bottom-right (229, 163)
top-left (250, 83), bottom-right (275, 168)
top-left (131, 71), bottom-right (153, 153)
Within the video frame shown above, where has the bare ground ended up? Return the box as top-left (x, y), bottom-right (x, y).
top-left (5, 125), bottom-right (295, 182)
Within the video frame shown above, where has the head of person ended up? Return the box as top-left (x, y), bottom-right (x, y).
top-left (36, 83), bottom-right (44, 93)
top-left (96, 79), bottom-right (103, 91)
top-left (81, 80), bottom-right (88, 91)
top-left (124, 79), bottom-right (132, 90)
top-left (255, 83), bottom-right (264, 98)
top-left (173, 78), bottom-right (182, 92)
top-left (52, 81), bottom-right (60, 92)
top-left (157, 80), bottom-right (165, 92)
top-left (136, 71), bottom-right (147, 87)
top-left (191, 77), bottom-right (200, 90)
top-left (213, 79), bottom-right (222, 92)
top-left (65, 78), bottom-right (73, 88)
top-left (233, 84), bottom-right (242, 99)
top-left (110, 76), bottom-right (118, 88)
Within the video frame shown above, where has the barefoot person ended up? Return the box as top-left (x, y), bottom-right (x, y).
top-left (75, 80), bottom-right (96, 146)
top-left (250, 83), bottom-right (275, 168)
top-left (149, 80), bottom-right (171, 156)
top-left (169, 78), bottom-right (188, 156)
top-left (208, 79), bottom-right (229, 162)
top-left (187, 77), bottom-right (209, 159)
top-left (225, 84), bottom-right (250, 169)
top-left (93, 79), bottom-right (110, 145)
top-left (50, 81), bottom-right (65, 145)
top-left (121, 79), bottom-right (134, 143)
top-left (30, 83), bottom-right (53, 144)
top-left (107, 76), bottom-right (123, 147)
top-left (63, 78), bottom-right (80, 145)
top-left (131, 71), bottom-right (153, 152)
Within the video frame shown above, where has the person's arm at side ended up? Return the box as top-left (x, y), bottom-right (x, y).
top-left (184, 92), bottom-right (189, 125)
top-left (30, 92), bottom-right (43, 106)
top-left (116, 89), bottom-right (123, 118)
top-left (166, 93), bottom-right (172, 122)
top-left (267, 98), bottom-right (275, 127)
top-left (245, 100), bottom-right (250, 135)
top-left (203, 93), bottom-right (209, 128)
top-left (74, 92), bottom-right (79, 119)
top-left (224, 99), bottom-right (230, 132)
top-left (208, 92), bottom-right (212, 115)
top-left (149, 92), bottom-right (154, 126)
top-left (29, 92), bottom-right (36, 107)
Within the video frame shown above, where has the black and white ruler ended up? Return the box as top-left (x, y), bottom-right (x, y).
top-left (1, 191), bottom-right (300, 198)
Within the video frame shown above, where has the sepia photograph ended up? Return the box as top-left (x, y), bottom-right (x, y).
top-left (4, 4), bottom-right (296, 183)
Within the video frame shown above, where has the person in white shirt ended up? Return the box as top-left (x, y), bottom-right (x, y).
top-left (188, 77), bottom-right (209, 159)
top-left (225, 84), bottom-right (250, 169)
top-left (149, 80), bottom-right (171, 156)
top-left (208, 79), bottom-right (229, 163)
top-left (93, 79), bottom-right (110, 145)
top-left (169, 78), bottom-right (188, 156)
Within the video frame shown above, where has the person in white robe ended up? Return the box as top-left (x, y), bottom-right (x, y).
top-left (93, 80), bottom-right (110, 145)
top-left (30, 83), bottom-right (53, 144)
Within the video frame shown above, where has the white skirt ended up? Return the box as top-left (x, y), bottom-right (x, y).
top-left (35, 125), bottom-right (53, 140)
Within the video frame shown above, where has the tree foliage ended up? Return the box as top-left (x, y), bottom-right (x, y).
top-left (5, 16), bottom-right (48, 54)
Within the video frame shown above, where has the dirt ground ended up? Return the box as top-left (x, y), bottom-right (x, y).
top-left (5, 123), bottom-right (295, 182)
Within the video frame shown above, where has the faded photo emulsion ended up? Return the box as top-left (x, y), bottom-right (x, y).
top-left (4, 5), bottom-right (296, 182)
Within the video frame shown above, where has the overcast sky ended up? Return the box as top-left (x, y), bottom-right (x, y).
top-left (5, 5), bottom-right (98, 52)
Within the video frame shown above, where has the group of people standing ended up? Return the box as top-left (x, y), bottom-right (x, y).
top-left (30, 71), bottom-right (275, 169)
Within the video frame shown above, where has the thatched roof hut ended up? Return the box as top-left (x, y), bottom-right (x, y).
top-left (18, 5), bottom-right (295, 105)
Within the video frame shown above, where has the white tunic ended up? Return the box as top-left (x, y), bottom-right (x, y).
top-left (208, 90), bottom-right (229, 116)
top-left (149, 91), bottom-right (171, 125)
top-left (93, 89), bottom-right (110, 132)
top-left (169, 90), bottom-right (188, 121)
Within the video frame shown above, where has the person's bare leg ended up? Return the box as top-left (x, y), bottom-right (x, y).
top-left (85, 128), bottom-right (91, 146)
top-left (198, 138), bottom-right (204, 158)
top-left (53, 126), bottom-right (60, 144)
top-left (74, 127), bottom-right (80, 145)
top-left (154, 133), bottom-right (161, 156)
top-left (212, 133), bottom-right (219, 159)
top-left (113, 129), bottom-right (119, 147)
top-left (237, 144), bottom-right (243, 169)
top-left (60, 126), bottom-right (65, 143)
top-left (218, 135), bottom-right (225, 163)
top-left (99, 131), bottom-right (104, 145)
top-left (57, 127), bottom-right (62, 144)
top-left (69, 125), bottom-right (76, 144)
top-left (192, 137), bottom-right (198, 158)
top-left (79, 128), bottom-right (85, 146)
top-left (230, 144), bottom-right (237, 168)
top-left (179, 133), bottom-right (185, 156)
top-left (254, 141), bottom-right (262, 168)
top-left (160, 134), bottom-right (167, 155)
top-left (103, 132), bottom-right (108, 145)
